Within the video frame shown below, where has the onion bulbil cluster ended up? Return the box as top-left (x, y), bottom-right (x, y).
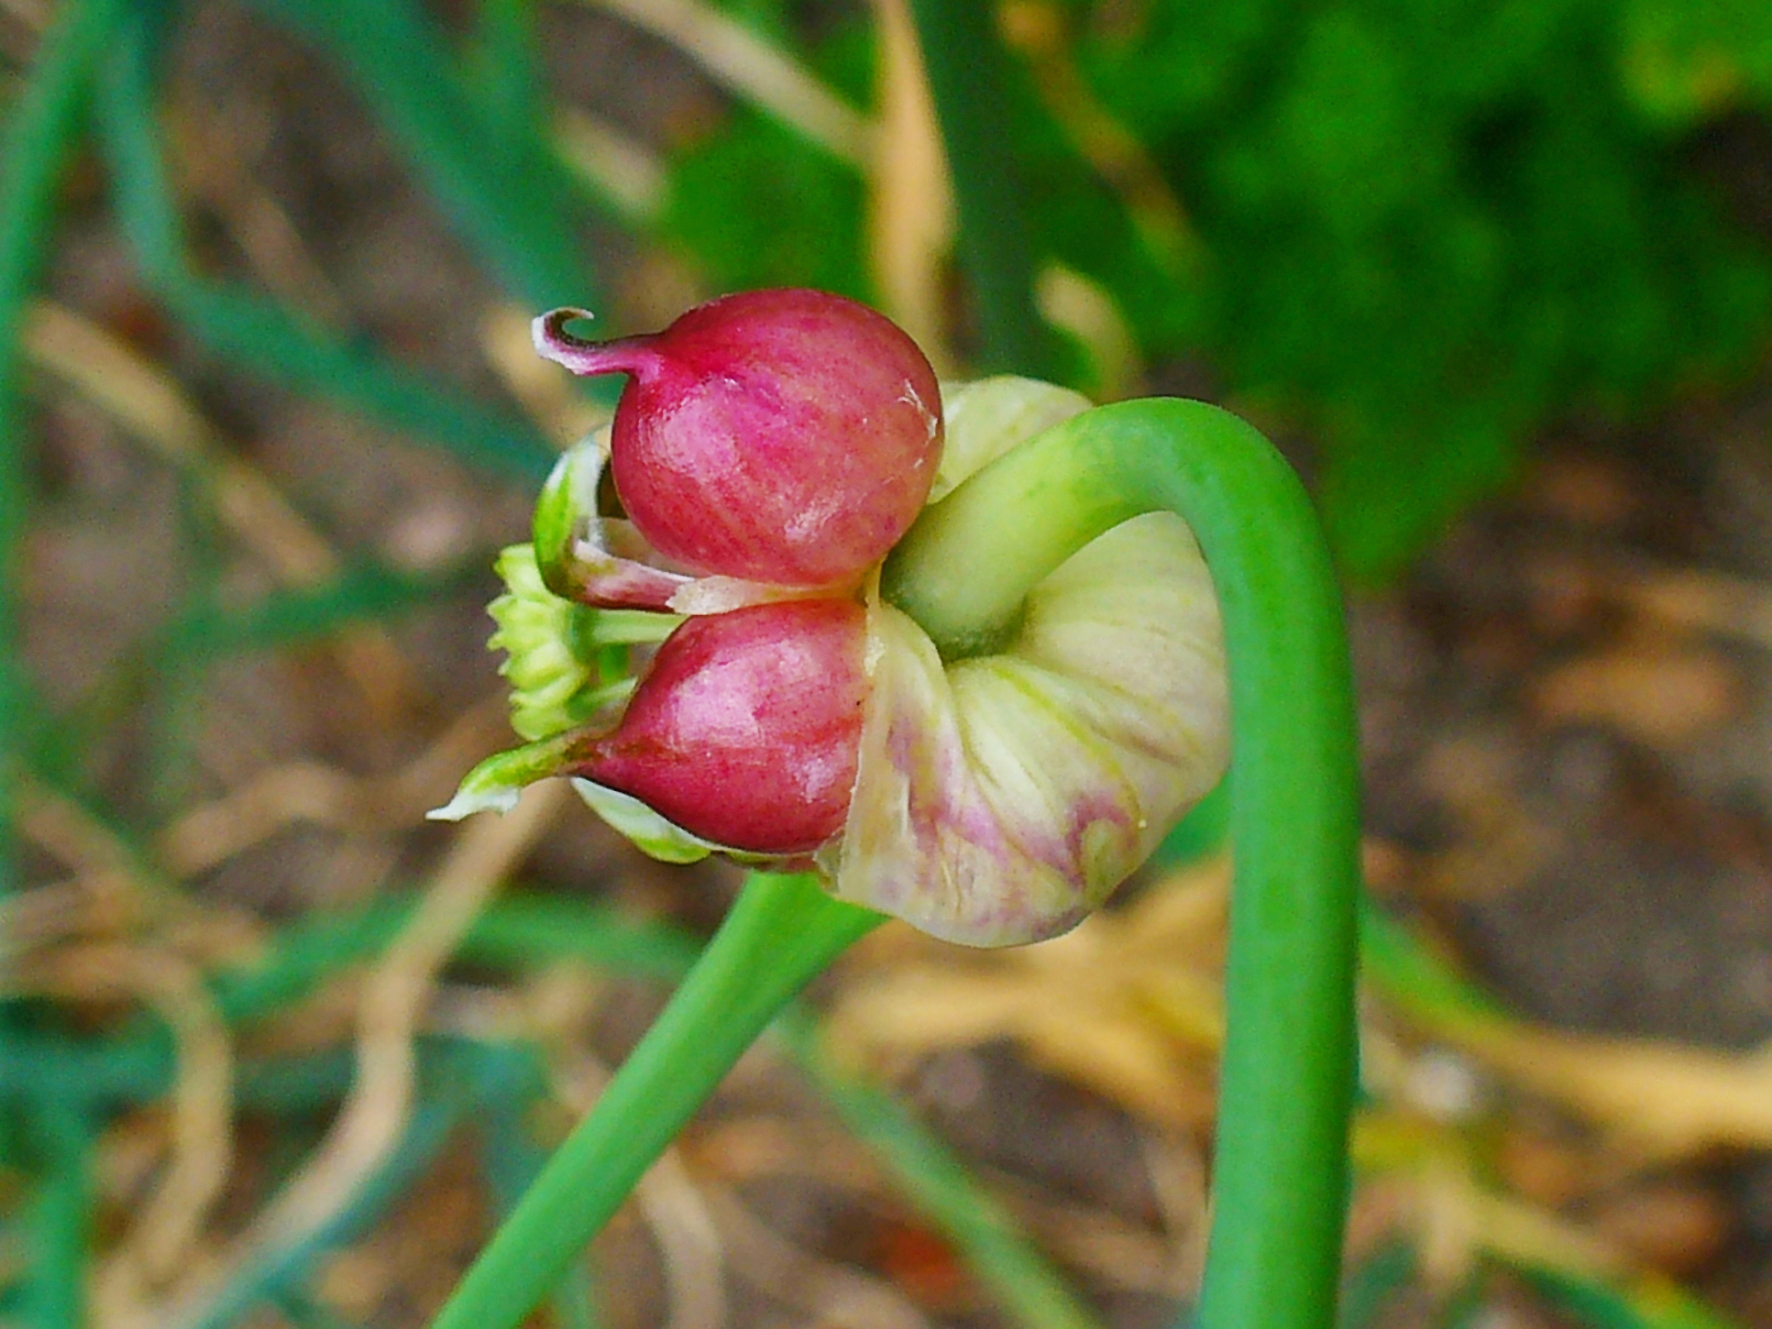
top-left (436, 289), bottom-right (1230, 946)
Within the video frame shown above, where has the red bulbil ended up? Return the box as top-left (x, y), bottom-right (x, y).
top-left (569, 598), bottom-right (869, 855)
top-left (535, 289), bottom-right (942, 589)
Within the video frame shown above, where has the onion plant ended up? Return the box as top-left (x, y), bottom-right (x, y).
top-left (431, 287), bottom-right (1361, 1329)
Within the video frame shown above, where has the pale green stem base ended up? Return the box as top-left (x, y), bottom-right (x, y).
top-left (427, 872), bottom-right (882, 1329)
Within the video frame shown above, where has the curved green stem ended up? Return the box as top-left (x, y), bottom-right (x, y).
top-left (886, 398), bottom-right (1360, 1329)
top-left (428, 871), bottom-right (883, 1329)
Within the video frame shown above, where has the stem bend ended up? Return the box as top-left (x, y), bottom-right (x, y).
top-left (886, 397), bottom-right (1361, 1329)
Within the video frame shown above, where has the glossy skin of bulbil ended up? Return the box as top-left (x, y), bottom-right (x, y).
top-left (568, 598), bottom-right (870, 855)
top-left (536, 289), bottom-right (943, 589)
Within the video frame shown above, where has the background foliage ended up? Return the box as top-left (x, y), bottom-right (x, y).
top-left (664, 0), bottom-right (1772, 573)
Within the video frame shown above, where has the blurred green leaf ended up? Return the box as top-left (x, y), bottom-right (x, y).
top-left (1337, 1241), bottom-right (1413, 1329)
top-left (1082, 0), bottom-right (1772, 575)
top-left (1619, 0), bottom-right (1772, 126)
top-left (185, 1045), bottom-right (519, 1329)
top-left (1531, 1267), bottom-right (1745, 1329)
top-left (246, 0), bottom-right (607, 316)
top-left (0, 0), bottom-right (131, 894)
top-left (157, 557), bottom-right (488, 663)
top-left (663, 110), bottom-right (869, 299)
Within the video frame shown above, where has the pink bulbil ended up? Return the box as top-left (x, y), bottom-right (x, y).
top-left (535, 289), bottom-right (943, 589)
top-left (568, 598), bottom-right (869, 855)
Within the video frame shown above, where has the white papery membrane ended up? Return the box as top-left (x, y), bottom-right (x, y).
top-left (802, 377), bottom-right (1226, 945)
top-left (821, 508), bottom-right (1228, 946)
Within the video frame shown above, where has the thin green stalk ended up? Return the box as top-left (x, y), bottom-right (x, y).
top-left (0, 894), bottom-right (704, 1106)
top-left (1528, 1268), bottom-right (1741, 1329)
top-left (904, 0), bottom-right (1063, 378)
top-left (175, 1041), bottom-right (533, 1329)
top-left (175, 283), bottom-right (558, 482)
top-left (0, 0), bottom-right (130, 1174)
top-left (215, 892), bottom-right (700, 1026)
top-left (157, 557), bottom-right (489, 664)
top-left (0, 0), bottom-right (128, 896)
top-left (1358, 899), bottom-right (1508, 1026)
top-left (428, 871), bottom-right (884, 1329)
top-left (23, 1103), bottom-right (93, 1329)
top-left (885, 398), bottom-right (1361, 1329)
top-left (1337, 1242), bottom-right (1414, 1329)
top-left (272, 1289), bottom-right (363, 1329)
top-left (150, 468), bottom-right (226, 815)
top-left (25, 550), bottom-right (477, 807)
top-left (470, 0), bottom-right (544, 149)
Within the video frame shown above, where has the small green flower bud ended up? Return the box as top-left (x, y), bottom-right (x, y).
top-left (486, 543), bottom-right (678, 742)
top-left (489, 544), bottom-right (599, 742)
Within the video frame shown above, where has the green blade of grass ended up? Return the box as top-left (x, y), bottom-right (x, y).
top-left (184, 1098), bottom-right (463, 1329)
top-left (0, 1033), bottom-right (476, 1118)
top-left (0, 0), bottom-right (131, 1177)
top-left (1358, 899), bottom-right (1511, 1026)
top-left (904, 0), bottom-right (1064, 378)
top-left (1529, 1268), bottom-right (1743, 1329)
top-left (213, 892), bottom-right (702, 1027)
top-left (157, 556), bottom-right (490, 664)
top-left (777, 1008), bottom-right (1104, 1329)
top-left (174, 283), bottom-right (558, 483)
top-left (24, 553), bottom-right (485, 818)
top-left (428, 872), bottom-right (884, 1329)
top-left (442, 885), bottom-right (1103, 1329)
top-left (474, 1047), bottom-right (603, 1329)
top-left (244, 0), bottom-right (613, 329)
top-left (0, 1033), bottom-right (173, 1103)
top-left (227, 885), bottom-right (1097, 1329)
top-left (148, 468), bottom-right (228, 815)
top-left (21, 1102), bottom-right (93, 1329)
top-left (1358, 913), bottom-right (1743, 1329)
top-left (0, 0), bottom-right (131, 896)
top-left (468, 0), bottom-right (546, 152)
top-left (272, 1289), bottom-right (364, 1329)
top-left (183, 1039), bottom-right (536, 1329)
top-left (95, 5), bottom-right (560, 483)
top-left (1337, 1241), bottom-right (1415, 1329)
top-left (5, 886), bottom-right (1105, 1329)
